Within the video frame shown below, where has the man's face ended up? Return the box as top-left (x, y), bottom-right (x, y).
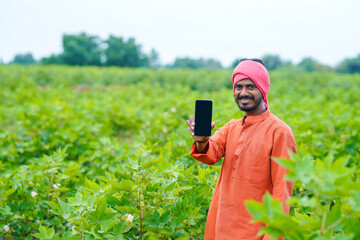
top-left (234, 78), bottom-right (264, 112)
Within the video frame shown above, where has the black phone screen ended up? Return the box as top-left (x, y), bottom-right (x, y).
top-left (195, 99), bottom-right (213, 136)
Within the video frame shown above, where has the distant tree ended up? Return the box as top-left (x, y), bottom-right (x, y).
top-left (170, 57), bottom-right (222, 69)
top-left (172, 57), bottom-right (198, 69)
top-left (41, 54), bottom-right (63, 65)
top-left (262, 54), bottom-right (284, 71)
top-left (204, 58), bottom-right (223, 69)
top-left (336, 54), bottom-right (360, 74)
top-left (298, 57), bottom-right (332, 72)
top-left (148, 48), bottom-right (160, 68)
top-left (104, 35), bottom-right (148, 67)
top-left (61, 32), bottom-right (102, 66)
top-left (11, 53), bottom-right (36, 65)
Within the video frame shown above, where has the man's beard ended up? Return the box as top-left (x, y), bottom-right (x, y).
top-left (235, 95), bottom-right (263, 112)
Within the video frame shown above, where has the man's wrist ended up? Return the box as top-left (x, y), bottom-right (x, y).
top-left (196, 138), bottom-right (209, 143)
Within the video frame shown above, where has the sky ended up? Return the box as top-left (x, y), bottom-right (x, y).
top-left (1, 0), bottom-right (360, 67)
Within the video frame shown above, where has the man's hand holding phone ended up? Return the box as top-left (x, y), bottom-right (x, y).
top-left (186, 115), bottom-right (215, 142)
top-left (186, 99), bottom-right (215, 153)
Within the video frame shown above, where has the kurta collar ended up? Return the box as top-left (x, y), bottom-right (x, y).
top-left (241, 109), bottom-right (271, 125)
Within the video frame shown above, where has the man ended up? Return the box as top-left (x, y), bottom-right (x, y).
top-left (186, 59), bottom-right (296, 240)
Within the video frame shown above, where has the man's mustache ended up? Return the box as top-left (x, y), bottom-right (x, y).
top-left (237, 96), bottom-right (254, 100)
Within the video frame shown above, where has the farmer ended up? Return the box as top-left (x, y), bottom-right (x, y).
top-left (186, 59), bottom-right (296, 240)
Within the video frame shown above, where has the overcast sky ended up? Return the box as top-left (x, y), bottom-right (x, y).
top-left (1, 0), bottom-right (359, 66)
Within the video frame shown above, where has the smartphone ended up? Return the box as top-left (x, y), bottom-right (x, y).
top-left (195, 99), bottom-right (213, 136)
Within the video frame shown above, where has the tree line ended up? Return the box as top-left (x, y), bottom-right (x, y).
top-left (4, 32), bottom-right (360, 73)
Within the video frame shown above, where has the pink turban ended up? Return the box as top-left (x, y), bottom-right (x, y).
top-left (232, 60), bottom-right (270, 109)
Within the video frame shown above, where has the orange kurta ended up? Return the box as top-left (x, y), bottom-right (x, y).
top-left (191, 109), bottom-right (296, 240)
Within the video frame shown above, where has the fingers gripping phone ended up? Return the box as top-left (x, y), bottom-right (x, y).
top-left (195, 100), bottom-right (213, 136)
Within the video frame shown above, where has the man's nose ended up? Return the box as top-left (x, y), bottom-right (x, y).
top-left (240, 87), bottom-right (249, 96)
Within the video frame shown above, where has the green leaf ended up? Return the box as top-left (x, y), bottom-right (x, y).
top-left (113, 221), bottom-right (133, 234)
top-left (160, 210), bottom-right (171, 223)
top-left (111, 179), bottom-right (136, 192)
top-left (314, 236), bottom-right (331, 240)
top-left (143, 226), bottom-right (171, 236)
top-left (85, 177), bottom-right (100, 192)
top-left (123, 224), bottom-right (132, 233)
top-left (326, 203), bottom-right (342, 228)
top-left (59, 199), bottom-right (71, 219)
top-left (105, 171), bottom-right (116, 180)
top-left (4, 188), bottom-right (16, 198)
top-left (165, 181), bottom-right (176, 192)
top-left (100, 210), bottom-right (117, 222)
top-left (47, 201), bottom-right (62, 215)
top-left (47, 227), bottom-right (55, 239)
top-left (146, 235), bottom-right (159, 240)
top-left (324, 153), bottom-right (334, 168)
top-left (100, 219), bottom-right (118, 232)
top-left (258, 226), bottom-right (282, 239)
top-left (333, 233), bottom-right (355, 240)
top-left (152, 209), bottom-right (161, 225)
top-left (294, 210), bottom-right (316, 225)
top-left (298, 196), bottom-right (318, 208)
top-left (33, 233), bottom-right (44, 238)
top-left (37, 226), bottom-right (55, 239)
top-left (115, 205), bottom-right (140, 214)
top-left (107, 195), bottom-right (122, 207)
top-left (113, 222), bottom-right (125, 235)
top-left (245, 200), bottom-right (266, 223)
top-left (275, 157), bottom-right (296, 171)
top-left (62, 231), bottom-right (73, 238)
top-left (175, 236), bottom-right (188, 240)
top-left (140, 158), bottom-right (160, 168)
top-left (114, 234), bottom-right (125, 240)
top-left (332, 155), bottom-right (350, 168)
top-left (264, 193), bottom-right (274, 218)
top-left (245, 193), bottom-right (283, 225)
top-left (39, 225), bottom-right (48, 237)
top-left (94, 197), bottom-right (107, 221)
top-left (75, 192), bottom-right (83, 202)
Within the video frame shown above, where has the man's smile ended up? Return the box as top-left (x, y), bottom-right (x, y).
top-left (239, 98), bottom-right (252, 104)
top-left (237, 96), bottom-right (254, 105)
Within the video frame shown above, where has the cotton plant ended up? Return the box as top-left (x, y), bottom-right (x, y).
top-left (40, 149), bottom-right (209, 239)
top-left (245, 153), bottom-right (360, 240)
top-left (0, 148), bottom-right (81, 239)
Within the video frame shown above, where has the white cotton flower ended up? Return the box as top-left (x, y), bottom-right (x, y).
top-left (125, 214), bottom-right (134, 223)
top-left (171, 107), bottom-right (176, 113)
top-left (53, 183), bottom-right (61, 189)
top-left (72, 225), bottom-right (75, 231)
top-left (31, 191), bottom-right (38, 197)
top-left (4, 225), bottom-right (10, 231)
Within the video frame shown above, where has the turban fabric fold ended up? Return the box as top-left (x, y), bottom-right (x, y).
top-left (232, 60), bottom-right (270, 109)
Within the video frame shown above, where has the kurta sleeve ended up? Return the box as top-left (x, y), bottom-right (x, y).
top-left (270, 126), bottom-right (297, 213)
top-left (190, 120), bottom-right (234, 165)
